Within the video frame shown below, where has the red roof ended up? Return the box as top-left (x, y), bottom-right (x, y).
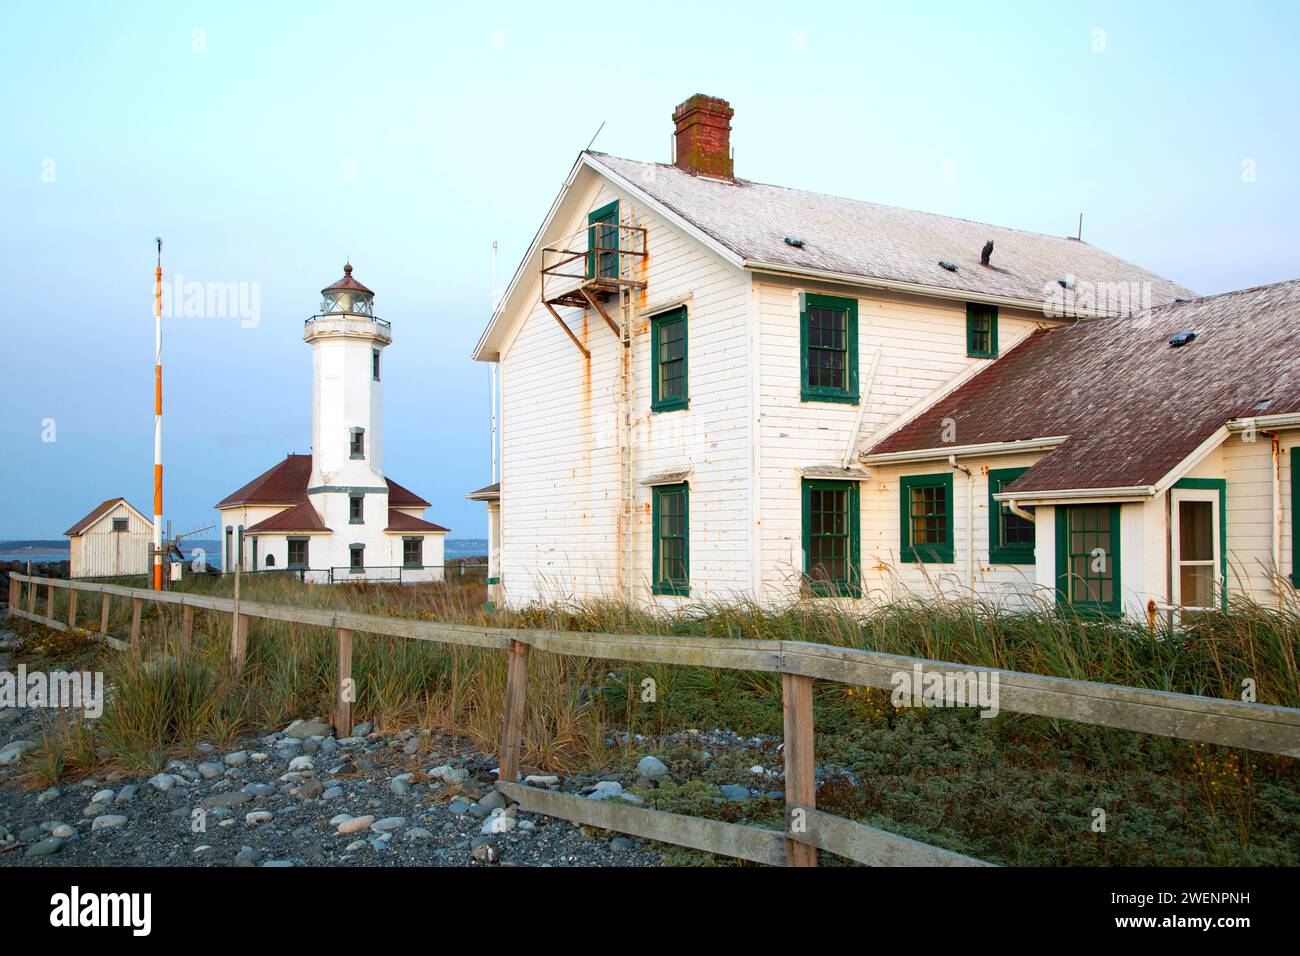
top-left (64, 498), bottom-right (147, 537)
top-left (216, 454), bottom-right (313, 508)
top-left (385, 477), bottom-right (430, 508)
top-left (864, 280), bottom-right (1300, 494)
top-left (322, 262), bottom-right (374, 295)
top-left (217, 454), bottom-right (433, 511)
top-left (385, 509), bottom-right (449, 533)
top-left (245, 501), bottom-right (330, 534)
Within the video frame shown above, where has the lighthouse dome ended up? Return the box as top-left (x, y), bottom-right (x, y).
top-left (320, 262), bottom-right (375, 316)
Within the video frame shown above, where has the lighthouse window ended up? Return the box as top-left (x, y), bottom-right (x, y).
top-left (287, 537), bottom-right (308, 568)
top-left (372, 349), bottom-right (380, 382)
top-left (349, 544), bottom-right (365, 573)
top-left (349, 494), bottom-right (364, 523)
top-left (402, 536), bottom-right (423, 569)
top-left (350, 428), bottom-right (365, 459)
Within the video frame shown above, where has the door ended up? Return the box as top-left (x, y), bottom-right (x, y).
top-left (1171, 488), bottom-right (1221, 613)
top-left (587, 201), bottom-right (619, 280)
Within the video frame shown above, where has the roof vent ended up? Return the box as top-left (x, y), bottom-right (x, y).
top-left (938, 260), bottom-right (959, 272)
top-left (784, 236), bottom-right (805, 248)
top-left (980, 240), bottom-right (993, 266)
top-left (1058, 278), bottom-right (1075, 290)
top-left (1168, 330), bottom-right (1197, 348)
top-left (1254, 397), bottom-right (1271, 411)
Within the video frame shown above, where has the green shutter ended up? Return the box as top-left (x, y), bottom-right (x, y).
top-left (801, 479), bottom-right (861, 596)
top-left (650, 307), bottom-right (689, 412)
top-left (966, 303), bottom-right (999, 358)
top-left (987, 467), bottom-right (1035, 564)
top-left (899, 473), bottom-right (955, 563)
top-left (800, 293), bottom-right (859, 404)
top-left (1054, 504), bottom-right (1122, 617)
top-left (652, 483), bottom-right (690, 596)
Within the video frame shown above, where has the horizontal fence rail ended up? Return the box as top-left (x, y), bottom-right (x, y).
top-left (7, 572), bottom-right (1300, 867)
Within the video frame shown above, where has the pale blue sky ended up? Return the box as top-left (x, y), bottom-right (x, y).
top-left (2, 0), bottom-right (1297, 539)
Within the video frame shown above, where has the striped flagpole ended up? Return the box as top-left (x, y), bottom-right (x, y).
top-left (153, 238), bottom-right (164, 590)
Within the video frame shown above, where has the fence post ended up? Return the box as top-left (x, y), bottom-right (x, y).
top-left (67, 588), bottom-right (78, 629)
top-left (181, 604), bottom-right (194, 653)
top-left (27, 576), bottom-right (36, 613)
top-left (99, 592), bottom-right (111, 637)
top-left (129, 597), bottom-right (142, 645)
top-left (498, 639), bottom-right (531, 784)
top-left (7, 575), bottom-right (16, 613)
top-left (782, 672), bottom-right (818, 867)
top-left (228, 614), bottom-right (244, 668)
top-left (334, 628), bottom-right (354, 735)
top-left (46, 583), bottom-right (55, 622)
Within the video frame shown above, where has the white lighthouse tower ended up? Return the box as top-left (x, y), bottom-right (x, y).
top-left (214, 263), bottom-right (447, 582)
top-left (305, 262), bottom-right (392, 576)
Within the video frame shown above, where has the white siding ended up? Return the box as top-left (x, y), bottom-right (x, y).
top-left (754, 276), bottom-right (1058, 602)
top-left (498, 178), bottom-right (751, 606)
top-left (69, 503), bottom-right (152, 578)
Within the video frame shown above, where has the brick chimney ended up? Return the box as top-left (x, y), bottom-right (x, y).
top-left (672, 94), bottom-right (734, 179)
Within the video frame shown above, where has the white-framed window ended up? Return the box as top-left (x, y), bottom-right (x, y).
top-left (1171, 483), bottom-right (1222, 614)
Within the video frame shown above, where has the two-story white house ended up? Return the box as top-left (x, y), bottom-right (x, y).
top-left (471, 95), bottom-right (1299, 620)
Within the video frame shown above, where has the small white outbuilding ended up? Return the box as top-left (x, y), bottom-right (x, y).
top-left (64, 498), bottom-right (153, 579)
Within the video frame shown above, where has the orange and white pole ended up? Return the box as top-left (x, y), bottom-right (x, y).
top-left (152, 238), bottom-right (164, 590)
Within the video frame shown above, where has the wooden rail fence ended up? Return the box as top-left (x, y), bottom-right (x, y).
top-left (7, 572), bottom-right (1300, 867)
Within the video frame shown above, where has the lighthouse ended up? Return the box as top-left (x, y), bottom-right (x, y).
top-left (215, 262), bottom-right (447, 582)
top-left (305, 262), bottom-right (391, 573)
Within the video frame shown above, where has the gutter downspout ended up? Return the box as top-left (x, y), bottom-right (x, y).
top-left (841, 349), bottom-right (881, 469)
top-left (949, 456), bottom-right (975, 591)
top-left (1264, 431), bottom-right (1282, 606)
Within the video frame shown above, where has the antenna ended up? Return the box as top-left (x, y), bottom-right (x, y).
top-left (152, 238), bottom-right (164, 590)
top-left (1077, 212), bottom-right (1083, 241)
top-left (585, 121), bottom-right (605, 152)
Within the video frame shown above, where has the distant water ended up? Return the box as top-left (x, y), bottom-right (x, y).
top-left (1, 536), bottom-right (487, 570)
top-left (0, 552), bottom-right (67, 564)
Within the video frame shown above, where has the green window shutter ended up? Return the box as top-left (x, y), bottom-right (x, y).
top-left (1293, 449), bottom-right (1299, 588)
top-left (966, 303), bottom-right (999, 359)
top-left (652, 483), bottom-right (690, 596)
top-left (800, 293), bottom-right (859, 404)
top-left (1055, 504), bottom-right (1122, 617)
top-left (586, 200), bottom-right (620, 280)
top-left (651, 307), bottom-right (689, 412)
top-left (899, 473), bottom-right (955, 563)
top-left (988, 467), bottom-right (1035, 564)
top-left (801, 479), bottom-right (861, 596)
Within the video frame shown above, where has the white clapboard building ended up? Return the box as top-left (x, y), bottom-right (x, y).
top-left (64, 498), bottom-right (152, 579)
top-left (217, 264), bottom-right (447, 583)
top-left (470, 94), bottom-right (1299, 621)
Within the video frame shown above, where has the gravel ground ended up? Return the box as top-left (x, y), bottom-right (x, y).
top-left (0, 628), bottom-right (665, 868)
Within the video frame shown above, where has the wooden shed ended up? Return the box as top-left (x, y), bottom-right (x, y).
top-left (64, 498), bottom-right (153, 579)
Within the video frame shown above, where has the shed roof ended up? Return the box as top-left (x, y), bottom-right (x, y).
top-left (587, 152), bottom-right (1194, 309)
top-left (64, 498), bottom-right (149, 537)
top-left (862, 279), bottom-right (1300, 494)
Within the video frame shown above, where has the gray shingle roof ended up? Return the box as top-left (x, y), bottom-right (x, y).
top-left (862, 279), bottom-right (1300, 494)
top-left (588, 152), bottom-right (1194, 309)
